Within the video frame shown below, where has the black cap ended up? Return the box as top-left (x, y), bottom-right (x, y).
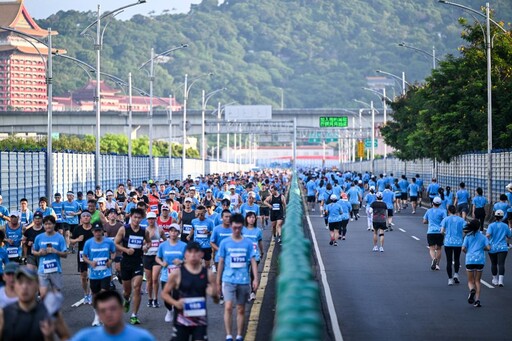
top-left (33, 211), bottom-right (43, 219)
top-left (137, 186), bottom-right (144, 192)
top-left (186, 241), bottom-right (202, 252)
top-left (92, 222), bottom-right (103, 231)
top-left (107, 208), bottom-right (117, 215)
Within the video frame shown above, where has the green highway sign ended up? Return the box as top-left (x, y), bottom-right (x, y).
top-left (308, 131), bottom-right (338, 143)
top-left (319, 116), bottom-right (348, 128)
top-left (364, 139), bottom-right (378, 148)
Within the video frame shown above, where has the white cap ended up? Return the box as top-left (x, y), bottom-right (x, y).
top-left (329, 194), bottom-right (338, 201)
top-left (185, 198), bottom-right (193, 203)
top-left (9, 211), bottom-right (20, 218)
top-left (189, 186), bottom-right (196, 191)
top-left (506, 183), bottom-right (512, 192)
top-left (206, 189), bottom-right (212, 193)
top-left (97, 197), bottom-right (106, 203)
top-left (433, 197), bottom-right (442, 205)
top-left (161, 204), bottom-right (170, 210)
top-left (495, 209), bottom-right (504, 217)
top-left (369, 186), bottom-right (376, 191)
top-left (248, 191), bottom-right (256, 197)
top-left (229, 185), bottom-right (236, 190)
top-left (147, 212), bottom-right (157, 219)
top-left (376, 192), bottom-right (383, 199)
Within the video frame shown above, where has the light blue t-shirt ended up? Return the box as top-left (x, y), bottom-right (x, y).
top-left (423, 207), bottom-right (447, 234)
top-left (408, 183), bottom-right (419, 197)
top-left (463, 232), bottom-right (489, 265)
top-left (192, 218), bottom-right (214, 249)
top-left (493, 202), bottom-right (510, 222)
top-left (441, 215), bottom-right (465, 247)
top-left (240, 203), bottom-right (260, 217)
top-left (338, 200), bottom-right (352, 220)
top-left (326, 202), bottom-right (343, 223)
top-left (347, 187), bottom-right (360, 205)
top-left (456, 189), bottom-right (469, 205)
top-left (306, 180), bottom-right (316, 196)
top-left (486, 222), bottom-right (512, 253)
top-left (219, 237), bottom-right (254, 285)
top-left (365, 193), bottom-right (376, 206)
top-left (211, 226), bottom-right (233, 262)
top-left (156, 240), bottom-right (187, 282)
top-left (398, 179), bottom-right (409, 193)
top-left (242, 227), bottom-right (263, 262)
top-left (63, 200), bottom-right (81, 225)
top-left (83, 238), bottom-right (116, 280)
top-left (427, 183), bottom-right (440, 198)
top-left (33, 232), bottom-right (67, 274)
top-left (382, 190), bottom-right (395, 210)
top-left (51, 201), bottom-right (64, 222)
top-left (71, 324), bottom-right (155, 341)
top-left (0, 206), bottom-right (9, 227)
top-left (472, 195), bottom-right (488, 209)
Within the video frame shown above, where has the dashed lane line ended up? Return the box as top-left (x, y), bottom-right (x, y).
top-left (411, 236), bottom-right (420, 241)
top-left (399, 228), bottom-right (407, 232)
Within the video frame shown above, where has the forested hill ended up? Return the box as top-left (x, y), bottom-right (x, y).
top-left (36, 0), bottom-right (512, 108)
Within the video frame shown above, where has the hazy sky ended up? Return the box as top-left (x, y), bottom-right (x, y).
top-left (22, 0), bottom-right (202, 19)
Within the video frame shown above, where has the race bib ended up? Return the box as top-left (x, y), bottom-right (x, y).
top-left (183, 297), bottom-right (206, 317)
top-left (6, 247), bottom-right (19, 259)
top-left (167, 265), bottom-right (178, 275)
top-left (272, 203), bottom-right (280, 211)
top-left (150, 205), bottom-right (158, 212)
top-left (182, 225), bottom-right (192, 235)
top-left (151, 240), bottom-right (160, 248)
top-left (94, 257), bottom-right (108, 271)
top-left (43, 259), bottom-right (58, 273)
top-left (79, 251), bottom-right (84, 263)
top-left (196, 227), bottom-right (208, 239)
top-left (230, 253), bottom-right (246, 268)
top-left (128, 235), bottom-right (143, 249)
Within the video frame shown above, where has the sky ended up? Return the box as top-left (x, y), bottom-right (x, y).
top-left (22, 0), bottom-right (202, 19)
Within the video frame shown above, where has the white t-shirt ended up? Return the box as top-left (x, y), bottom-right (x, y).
top-left (0, 286), bottom-right (18, 308)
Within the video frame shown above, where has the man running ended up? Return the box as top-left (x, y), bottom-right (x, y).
top-left (264, 186), bottom-right (286, 244)
top-left (217, 213), bottom-right (258, 341)
top-left (423, 197), bottom-right (447, 271)
top-left (370, 192), bottom-right (388, 252)
top-left (190, 206), bottom-right (215, 269)
top-left (115, 208), bottom-right (151, 325)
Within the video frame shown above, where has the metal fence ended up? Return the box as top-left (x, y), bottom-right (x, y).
top-left (0, 150), bottom-right (252, 211)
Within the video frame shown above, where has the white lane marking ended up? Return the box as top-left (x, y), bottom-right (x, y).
top-left (306, 214), bottom-right (344, 341)
top-left (480, 280), bottom-right (494, 289)
top-left (71, 298), bottom-right (84, 307)
top-left (411, 236), bottom-right (420, 241)
top-left (399, 228), bottom-right (406, 232)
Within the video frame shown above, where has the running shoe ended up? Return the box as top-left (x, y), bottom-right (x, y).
top-left (92, 315), bottom-right (101, 327)
top-left (236, 337), bottom-right (243, 341)
top-left (329, 240), bottom-right (334, 246)
top-left (435, 265), bottom-right (440, 271)
top-left (342, 236), bottom-right (346, 240)
top-left (312, 208), bottom-right (315, 212)
top-left (367, 226), bottom-right (371, 231)
top-left (350, 218), bottom-right (354, 222)
top-left (219, 295), bottom-right (224, 305)
top-left (448, 278), bottom-right (454, 286)
top-left (431, 259), bottom-right (437, 271)
top-left (249, 292), bottom-right (256, 301)
top-left (412, 211), bottom-right (416, 214)
top-left (453, 273), bottom-right (460, 284)
top-left (164, 309), bottom-right (173, 322)
top-left (333, 242), bottom-right (338, 246)
top-left (147, 300), bottom-right (153, 308)
top-left (473, 300), bottom-right (481, 308)
top-left (153, 300), bottom-right (160, 308)
top-left (468, 289), bottom-right (476, 304)
top-left (325, 225), bottom-right (329, 230)
top-left (123, 299), bottom-right (131, 313)
top-left (379, 246), bottom-right (384, 252)
top-left (225, 337), bottom-right (233, 341)
top-left (130, 316), bottom-right (141, 325)
top-left (372, 246), bottom-right (379, 252)
top-left (492, 276), bottom-right (498, 285)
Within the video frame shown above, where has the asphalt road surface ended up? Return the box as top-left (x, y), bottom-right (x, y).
top-left (307, 203), bottom-right (512, 341)
top-left (58, 225), bottom-right (277, 341)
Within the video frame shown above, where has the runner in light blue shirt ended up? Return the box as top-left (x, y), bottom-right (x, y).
top-left (486, 210), bottom-right (512, 287)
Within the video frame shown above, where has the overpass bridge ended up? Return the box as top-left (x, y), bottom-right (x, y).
top-left (0, 108), bottom-right (389, 140)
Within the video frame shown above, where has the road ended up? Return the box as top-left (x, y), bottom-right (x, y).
top-left (307, 203), bottom-right (512, 340)
top-left (58, 226), bottom-right (277, 341)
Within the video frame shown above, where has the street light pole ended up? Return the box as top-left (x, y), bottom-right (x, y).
top-left (354, 99), bottom-right (376, 174)
top-left (128, 72), bottom-right (133, 181)
top-left (47, 29), bottom-right (53, 198)
top-left (169, 94), bottom-right (174, 175)
top-left (201, 88), bottom-right (226, 175)
top-left (217, 101), bottom-right (221, 163)
top-left (376, 70), bottom-right (411, 96)
top-left (438, 1), bottom-right (506, 204)
top-left (149, 47), bottom-right (154, 180)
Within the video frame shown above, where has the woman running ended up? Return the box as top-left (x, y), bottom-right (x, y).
top-left (486, 210), bottom-right (511, 287)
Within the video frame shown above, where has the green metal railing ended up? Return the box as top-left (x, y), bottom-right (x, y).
top-left (272, 174), bottom-right (322, 340)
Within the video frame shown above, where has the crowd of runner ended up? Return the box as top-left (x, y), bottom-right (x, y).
top-left (299, 169), bottom-right (512, 308)
top-left (0, 170), bottom-right (291, 341)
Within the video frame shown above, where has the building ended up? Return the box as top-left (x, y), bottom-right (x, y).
top-left (221, 145), bottom-right (336, 163)
top-left (0, 0), bottom-right (57, 111)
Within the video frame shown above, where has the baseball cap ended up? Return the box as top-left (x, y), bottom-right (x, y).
top-left (147, 212), bottom-right (157, 219)
top-left (506, 183), bottom-right (512, 192)
top-left (229, 185), bottom-right (236, 190)
top-left (376, 192), bottom-right (383, 199)
top-left (33, 211), bottom-right (43, 219)
top-left (184, 198), bottom-right (193, 203)
top-left (169, 190), bottom-right (176, 194)
top-left (495, 209), bottom-right (504, 217)
top-left (248, 191), bottom-right (256, 197)
top-left (107, 208), bottom-right (117, 215)
top-left (161, 204), bottom-right (170, 211)
top-left (10, 211), bottom-right (20, 218)
top-left (206, 189), bottom-right (212, 193)
top-left (4, 262), bottom-right (19, 274)
top-left (169, 223), bottom-right (181, 231)
top-left (81, 211), bottom-right (92, 217)
top-left (15, 266), bottom-right (38, 281)
top-left (433, 197), bottom-right (442, 205)
top-left (369, 186), bottom-right (376, 191)
top-left (92, 222), bottom-right (103, 231)
top-left (329, 194), bottom-right (338, 201)
top-left (189, 186), bottom-right (196, 191)
top-left (97, 197), bottom-right (106, 203)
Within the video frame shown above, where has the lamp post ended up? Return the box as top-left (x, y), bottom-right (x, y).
top-left (354, 99), bottom-right (376, 174)
top-left (0, 26), bottom-right (55, 199)
top-left (376, 70), bottom-right (411, 96)
top-left (438, 1), bottom-right (506, 204)
top-left (80, 0), bottom-right (146, 188)
top-left (181, 73), bottom-right (213, 180)
top-left (139, 44), bottom-right (188, 180)
top-left (201, 88), bottom-right (226, 175)
top-left (363, 87), bottom-right (392, 164)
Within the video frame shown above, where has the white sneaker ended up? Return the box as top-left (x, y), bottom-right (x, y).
top-left (249, 292), bottom-right (256, 301)
top-left (492, 276), bottom-right (498, 285)
top-left (350, 218), bottom-right (354, 222)
top-left (325, 225), bottom-right (328, 230)
top-left (164, 309), bottom-right (173, 323)
top-left (372, 246), bottom-right (378, 252)
top-left (435, 265), bottom-right (440, 271)
top-left (379, 246), bottom-right (384, 252)
top-left (448, 278), bottom-right (454, 286)
top-left (92, 315), bottom-right (101, 326)
top-left (498, 275), bottom-right (504, 287)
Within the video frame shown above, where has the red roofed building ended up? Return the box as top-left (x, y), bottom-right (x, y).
top-left (0, 0), bottom-right (59, 111)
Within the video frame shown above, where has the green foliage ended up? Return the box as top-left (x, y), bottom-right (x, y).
top-left (382, 18), bottom-right (512, 162)
top-left (0, 134), bottom-right (197, 157)
top-left (34, 0), bottom-right (512, 108)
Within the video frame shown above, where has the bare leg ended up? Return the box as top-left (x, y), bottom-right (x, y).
top-left (132, 276), bottom-right (143, 315)
top-left (236, 304), bottom-right (245, 337)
